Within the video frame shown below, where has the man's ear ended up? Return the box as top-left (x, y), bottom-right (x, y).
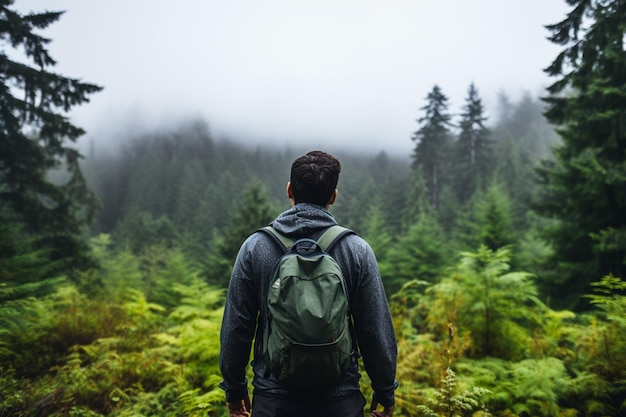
top-left (326, 189), bottom-right (338, 208)
top-left (286, 182), bottom-right (295, 206)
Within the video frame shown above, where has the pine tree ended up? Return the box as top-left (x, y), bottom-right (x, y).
top-left (450, 182), bottom-right (515, 257)
top-left (173, 159), bottom-right (208, 232)
top-left (400, 169), bottom-right (430, 229)
top-left (113, 212), bottom-right (178, 254)
top-left (452, 83), bottom-right (493, 204)
top-left (0, 185), bottom-right (64, 305)
top-left (477, 182), bottom-right (515, 253)
top-left (0, 1), bottom-right (102, 268)
top-left (411, 85), bottom-right (453, 210)
top-left (382, 212), bottom-right (449, 296)
top-left (361, 202), bottom-right (392, 264)
top-left (493, 136), bottom-right (535, 233)
top-left (206, 179), bottom-right (277, 286)
top-left (363, 151), bottom-right (407, 235)
top-left (122, 149), bottom-right (169, 218)
top-left (342, 176), bottom-right (378, 232)
top-left (536, 0), bottom-right (626, 309)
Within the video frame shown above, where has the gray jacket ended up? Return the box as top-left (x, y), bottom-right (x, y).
top-left (219, 203), bottom-right (398, 406)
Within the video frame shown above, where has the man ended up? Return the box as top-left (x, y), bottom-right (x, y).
top-left (219, 150), bottom-right (398, 417)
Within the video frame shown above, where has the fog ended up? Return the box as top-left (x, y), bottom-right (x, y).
top-left (14, 0), bottom-right (568, 156)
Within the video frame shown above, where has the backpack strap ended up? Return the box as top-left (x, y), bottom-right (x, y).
top-left (317, 225), bottom-right (357, 341)
top-left (316, 225), bottom-right (355, 252)
top-left (258, 225), bottom-right (354, 253)
top-left (257, 226), bottom-right (293, 253)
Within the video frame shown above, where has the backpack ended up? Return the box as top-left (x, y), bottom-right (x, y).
top-left (258, 225), bottom-right (355, 387)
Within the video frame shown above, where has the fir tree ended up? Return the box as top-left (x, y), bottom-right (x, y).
top-left (206, 179), bottom-right (277, 286)
top-left (536, 0), bottom-right (626, 309)
top-left (382, 212), bottom-right (449, 296)
top-left (361, 202), bottom-right (393, 264)
top-left (493, 136), bottom-right (535, 233)
top-left (173, 159), bottom-right (208, 232)
top-left (477, 182), bottom-right (515, 253)
top-left (450, 182), bottom-right (515, 259)
top-left (411, 85), bottom-right (453, 210)
top-left (0, 184), bottom-right (64, 338)
top-left (400, 169), bottom-right (430, 229)
top-left (0, 1), bottom-right (102, 269)
top-left (452, 83), bottom-right (493, 204)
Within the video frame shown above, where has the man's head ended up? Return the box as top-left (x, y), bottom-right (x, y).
top-left (288, 150), bottom-right (341, 208)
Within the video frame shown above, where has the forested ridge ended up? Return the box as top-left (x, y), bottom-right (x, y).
top-left (82, 91), bottom-right (560, 298)
top-left (2, 0), bottom-right (626, 416)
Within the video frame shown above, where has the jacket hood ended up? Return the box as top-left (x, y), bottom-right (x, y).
top-left (270, 203), bottom-right (337, 238)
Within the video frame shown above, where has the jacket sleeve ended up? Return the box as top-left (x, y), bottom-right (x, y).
top-left (218, 237), bottom-right (259, 402)
top-left (347, 237), bottom-right (398, 407)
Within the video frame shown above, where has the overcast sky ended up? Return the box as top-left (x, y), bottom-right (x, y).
top-left (13, 0), bottom-right (569, 156)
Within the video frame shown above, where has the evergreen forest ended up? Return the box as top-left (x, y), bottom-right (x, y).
top-left (1, 1), bottom-right (625, 416)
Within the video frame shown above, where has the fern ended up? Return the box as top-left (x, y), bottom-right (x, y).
top-left (161, 279), bottom-right (225, 392)
top-left (426, 246), bottom-right (544, 360)
top-left (416, 367), bottom-right (491, 417)
top-left (456, 357), bottom-right (580, 417)
top-left (579, 275), bottom-right (626, 410)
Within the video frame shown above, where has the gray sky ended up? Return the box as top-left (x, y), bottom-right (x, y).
top-left (14, 0), bottom-right (569, 155)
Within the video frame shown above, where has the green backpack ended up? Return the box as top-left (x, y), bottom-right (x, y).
top-left (259, 225), bottom-right (355, 387)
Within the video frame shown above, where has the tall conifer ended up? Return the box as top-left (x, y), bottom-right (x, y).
top-left (206, 180), bottom-right (276, 286)
top-left (453, 83), bottom-right (492, 204)
top-left (411, 85), bottom-right (453, 210)
top-left (0, 1), bottom-right (102, 268)
top-left (536, 0), bottom-right (626, 308)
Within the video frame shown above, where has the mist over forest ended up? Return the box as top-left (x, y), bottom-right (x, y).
top-left (3, 1), bottom-right (626, 416)
top-left (82, 88), bottom-right (558, 257)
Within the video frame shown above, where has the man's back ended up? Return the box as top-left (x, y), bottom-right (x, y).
top-left (219, 151), bottom-right (397, 417)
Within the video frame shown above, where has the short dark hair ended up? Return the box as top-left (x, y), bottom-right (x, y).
top-left (290, 151), bottom-right (341, 206)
